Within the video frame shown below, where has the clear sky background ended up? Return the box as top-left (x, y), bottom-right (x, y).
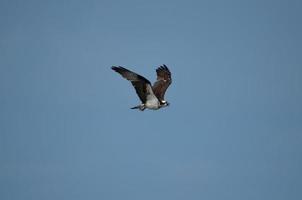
top-left (1, 0), bottom-right (302, 200)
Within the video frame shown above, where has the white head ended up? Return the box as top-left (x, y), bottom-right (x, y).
top-left (160, 100), bottom-right (170, 108)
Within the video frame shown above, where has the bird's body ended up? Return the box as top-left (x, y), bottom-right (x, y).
top-left (145, 91), bottom-right (160, 110)
top-left (111, 65), bottom-right (172, 111)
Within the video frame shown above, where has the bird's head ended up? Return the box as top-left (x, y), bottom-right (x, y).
top-left (160, 100), bottom-right (170, 108)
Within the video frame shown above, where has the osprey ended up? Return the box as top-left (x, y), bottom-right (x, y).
top-left (111, 65), bottom-right (172, 111)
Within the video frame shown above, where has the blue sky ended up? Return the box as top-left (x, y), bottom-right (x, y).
top-left (1, 0), bottom-right (302, 199)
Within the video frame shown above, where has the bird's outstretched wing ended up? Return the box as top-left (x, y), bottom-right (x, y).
top-left (111, 66), bottom-right (152, 103)
top-left (152, 64), bottom-right (172, 101)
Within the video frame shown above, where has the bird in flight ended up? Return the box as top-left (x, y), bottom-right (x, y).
top-left (111, 65), bottom-right (172, 111)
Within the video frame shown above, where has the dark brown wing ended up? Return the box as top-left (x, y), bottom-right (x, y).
top-left (111, 66), bottom-right (152, 103)
top-left (152, 64), bottom-right (172, 101)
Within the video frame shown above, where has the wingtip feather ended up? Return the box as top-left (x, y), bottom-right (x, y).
top-left (111, 66), bottom-right (126, 73)
top-left (157, 64), bottom-right (170, 73)
top-left (111, 66), bottom-right (118, 71)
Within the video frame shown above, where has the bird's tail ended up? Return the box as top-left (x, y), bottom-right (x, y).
top-left (131, 104), bottom-right (145, 111)
top-left (131, 106), bottom-right (140, 109)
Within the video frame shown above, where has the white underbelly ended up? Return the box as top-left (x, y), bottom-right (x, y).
top-left (144, 84), bottom-right (160, 110)
top-left (145, 97), bottom-right (160, 110)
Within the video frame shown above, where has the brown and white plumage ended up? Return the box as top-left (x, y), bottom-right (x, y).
top-left (153, 64), bottom-right (172, 102)
top-left (111, 65), bottom-right (172, 111)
